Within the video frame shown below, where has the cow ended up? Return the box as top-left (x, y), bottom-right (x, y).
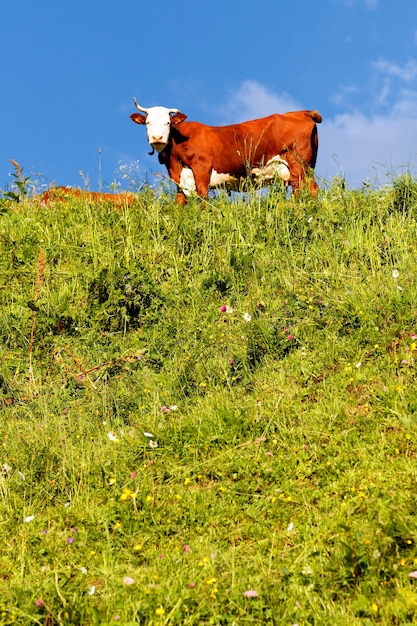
top-left (130, 98), bottom-right (322, 205)
top-left (37, 186), bottom-right (136, 208)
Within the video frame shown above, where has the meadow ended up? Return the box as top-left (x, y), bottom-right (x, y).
top-left (1, 169), bottom-right (417, 625)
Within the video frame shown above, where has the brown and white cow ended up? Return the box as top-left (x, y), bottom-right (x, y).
top-left (130, 98), bottom-right (322, 204)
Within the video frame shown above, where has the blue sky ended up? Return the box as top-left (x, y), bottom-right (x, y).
top-left (1, 0), bottom-right (417, 193)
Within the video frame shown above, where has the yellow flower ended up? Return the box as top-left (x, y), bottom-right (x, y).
top-left (371, 603), bottom-right (379, 612)
top-left (155, 607), bottom-right (164, 616)
top-left (207, 577), bottom-right (217, 585)
top-left (133, 543), bottom-right (143, 551)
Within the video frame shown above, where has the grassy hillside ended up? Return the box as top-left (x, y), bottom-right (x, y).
top-left (1, 175), bottom-right (417, 624)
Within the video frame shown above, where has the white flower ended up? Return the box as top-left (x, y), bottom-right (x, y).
top-left (170, 405), bottom-right (178, 411)
top-left (18, 471), bottom-right (26, 481)
top-left (80, 567), bottom-right (88, 574)
top-left (64, 501), bottom-right (71, 508)
top-left (143, 432), bottom-right (154, 438)
top-left (3, 463), bottom-right (12, 474)
top-left (149, 440), bottom-right (158, 448)
top-left (225, 305), bottom-right (234, 314)
top-left (107, 431), bottom-right (118, 441)
top-left (88, 585), bottom-right (96, 596)
top-left (355, 362), bottom-right (362, 368)
top-left (24, 515), bottom-right (35, 523)
top-left (287, 522), bottom-right (295, 532)
top-left (392, 269), bottom-right (400, 279)
top-left (243, 313), bottom-right (252, 322)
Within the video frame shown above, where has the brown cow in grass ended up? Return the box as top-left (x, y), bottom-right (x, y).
top-left (37, 186), bottom-right (136, 208)
top-left (130, 99), bottom-right (322, 204)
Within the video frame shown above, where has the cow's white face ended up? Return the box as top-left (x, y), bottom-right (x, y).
top-left (130, 102), bottom-right (187, 153)
top-left (144, 107), bottom-right (174, 152)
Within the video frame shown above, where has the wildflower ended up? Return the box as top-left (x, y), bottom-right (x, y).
top-left (207, 577), bottom-right (217, 585)
top-left (220, 305), bottom-right (233, 313)
top-left (133, 543), bottom-right (142, 551)
top-left (114, 617), bottom-right (121, 621)
top-left (120, 488), bottom-right (135, 501)
top-left (107, 431), bottom-right (118, 441)
top-left (67, 537), bottom-right (74, 544)
top-left (35, 598), bottom-right (44, 607)
top-left (130, 471), bottom-right (137, 479)
top-left (409, 571), bottom-right (417, 578)
top-left (18, 471), bottom-right (26, 481)
top-left (80, 567), bottom-right (87, 574)
top-left (149, 440), bottom-right (158, 448)
top-left (189, 582), bottom-right (196, 588)
top-left (24, 515), bottom-right (35, 523)
top-left (183, 544), bottom-right (191, 552)
top-left (88, 585), bottom-right (96, 596)
top-left (243, 312), bottom-right (252, 322)
top-left (287, 522), bottom-right (295, 532)
top-left (2, 463), bottom-right (11, 474)
top-left (143, 432), bottom-right (154, 438)
top-left (123, 576), bottom-right (135, 585)
top-left (155, 607), bottom-right (164, 616)
top-left (161, 405), bottom-right (170, 413)
top-left (287, 334), bottom-right (294, 341)
top-left (392, 269), bottom-right (400, 279)
top-left (244, 590), bottom-right (259, 598)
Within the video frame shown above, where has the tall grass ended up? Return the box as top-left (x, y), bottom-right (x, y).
top-left (1, 175), bottom-right (417, 624)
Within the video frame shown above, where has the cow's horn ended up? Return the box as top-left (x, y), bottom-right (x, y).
top-left (133, 98), bottom-right (149, 113)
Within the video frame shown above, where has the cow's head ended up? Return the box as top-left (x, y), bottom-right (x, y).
top-left (130, 98), bottom-right (187, 153)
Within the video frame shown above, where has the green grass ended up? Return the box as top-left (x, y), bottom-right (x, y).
top-left (1, 175), bottom-right (417, 624)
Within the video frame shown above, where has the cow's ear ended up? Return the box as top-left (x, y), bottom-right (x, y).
top-left (170, 112), bottom-right (187, 125)
top-left (130, 113), bottom-right (147, 125)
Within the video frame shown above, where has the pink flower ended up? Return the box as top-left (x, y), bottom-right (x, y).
top-left (189, 582), bottom-right (196, 588)
top-left (287, 334), bottom-right (294, 341)
top-left (161, 405), bottom-right (170, 413)
top-left (183, 544), bottom-right (191, 552)
top-left (67, 537), bottom-right (74, 544)
top-left (35, 598), bottom-right (44, 607)
top-left (220, 305), bottom-right (227, 312)
top-left (123, 576), bottom-right (135, 585)
top-left (130, 472), bottom-right (137, 479)
top-left (409, 571), bottom-right (417, 579)
top-left (244, 589), bottom-right (259, 598)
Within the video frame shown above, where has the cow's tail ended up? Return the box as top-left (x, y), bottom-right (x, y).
top-left (309, 110), bottom-right (322, 124)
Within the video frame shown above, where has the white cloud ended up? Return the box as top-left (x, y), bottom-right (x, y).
top-left (372, 59), bottom-right (417, 83)
top-left (218, 80), bottom-right (301, 124)
top-left (319, 111), bottom-right (417, 186)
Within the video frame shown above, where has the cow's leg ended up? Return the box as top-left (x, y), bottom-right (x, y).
top-left (192, 165), bottom-right (211, 199)
top-left (175, 189), bottom-right (187, 205)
